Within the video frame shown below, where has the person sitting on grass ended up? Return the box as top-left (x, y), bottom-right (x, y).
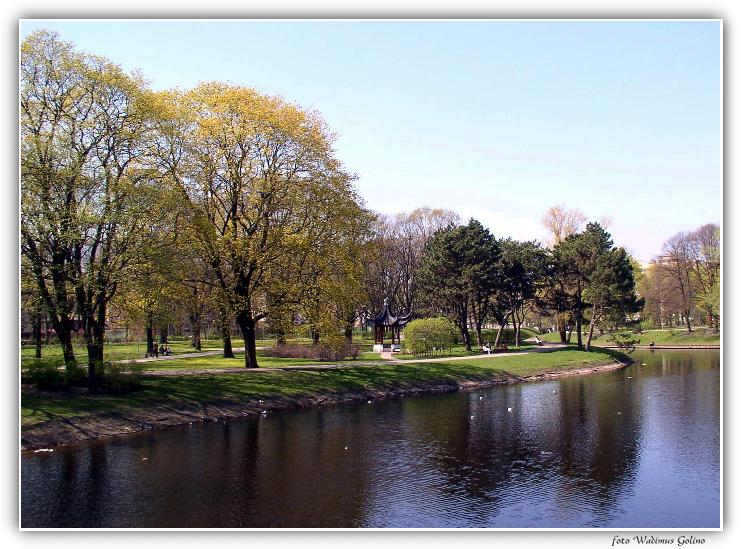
top-left (534, 336), bottom-right (543, 346)
top-left (482, 343), bottom-right (492, 354)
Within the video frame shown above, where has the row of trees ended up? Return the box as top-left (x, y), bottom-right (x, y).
top-left (21, 31), bottom-right (375, 388)
top-left (20, 31), bottom-right (718, 393)
top-left (413, 218), bottom-right (643, 353)
top-left (639, 224), bottom-right (720, 331)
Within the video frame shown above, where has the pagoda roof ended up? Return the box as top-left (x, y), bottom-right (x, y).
top-left (368, 298), bottom-right (412, 327)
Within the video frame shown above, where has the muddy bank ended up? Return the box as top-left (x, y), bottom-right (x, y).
top-left (21, 359), bottom-right (630, 453)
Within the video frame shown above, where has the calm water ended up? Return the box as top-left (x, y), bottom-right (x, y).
top-left (21, 350), bottom-right (720, 528)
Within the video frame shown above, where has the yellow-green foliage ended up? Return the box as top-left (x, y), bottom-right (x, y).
top-left (403, 317), bottom-right (457, 355)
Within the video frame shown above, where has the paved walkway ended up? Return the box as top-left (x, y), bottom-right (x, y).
top-left (380, 342), bottom-right (565, 364)
top-left (127, 347), bottom-right (273, 363)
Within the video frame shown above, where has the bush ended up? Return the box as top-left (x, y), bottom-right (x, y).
top-left (64, 362), bottom-right (88, 387)
top-left (266, 342), bottom-right (361, 361)
top-left (23, 360), bottom-right (63, 388)
top-left (98, 361), bottom-right (145, 393)
top-left (403, 317), bottom-right (457, 356)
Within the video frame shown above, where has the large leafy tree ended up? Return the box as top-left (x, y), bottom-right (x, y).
top-left (583, 248), bottom-right (643, 351)
top-left (554, 223), bottom-right (642, 350)
top-left (493, 239), bottom-right (548, 348)
top-left (553, 223), bottom-right (614, 350)
top-left (417, 219), bottom-right (499, 351)
top-left (152, 83), bottom-right (366, 368)
top-left (21, 30), bottom-right (154, 389)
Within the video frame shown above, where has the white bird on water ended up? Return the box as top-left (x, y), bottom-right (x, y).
top-left (507, 407), bottom-right (513, 412)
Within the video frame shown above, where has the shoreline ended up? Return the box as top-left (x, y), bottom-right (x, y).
top-left (21, 358), bottom-right (630, 453)
top-left (600, 344), bottom-right (719, 350)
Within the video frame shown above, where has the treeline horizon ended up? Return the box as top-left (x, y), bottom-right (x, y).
top-left (20, 30), bottom-right (720, 392)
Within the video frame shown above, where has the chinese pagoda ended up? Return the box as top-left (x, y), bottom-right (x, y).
top-left (368, 297), bottom-right (412, 352)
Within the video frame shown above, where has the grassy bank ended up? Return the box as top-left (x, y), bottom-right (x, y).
top-left (395, 343), bottom-right (536, 360)
top-left (540, 328), bottom-right (719, 346)
top-left (22, 347), bottom-right (628, 431)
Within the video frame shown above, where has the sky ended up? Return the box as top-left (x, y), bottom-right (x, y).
top-left (19, 20), bottom-right (721, 262)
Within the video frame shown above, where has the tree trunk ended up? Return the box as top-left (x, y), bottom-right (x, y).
top-left (460, 324), bottom-right (472, 352)
top-left (86, 302), bottom-right (106, 393)
top-left (159, 326), bottom-right (168, 345)
top-left (494, 317), bottom-right (507, 348)
top-left (52, 315), bottom-right (76, 365)
top-left (344, 326), bottom-right (353, 344)
top-left (474, 317), bottom-right (483, 347)
top-left (312, 330), bottom-right (320, 345)
top-left (219, 307), bottom-right (234, 358)
top-left (237, 312), bottom-right (259, 369)
top-left (276, 327), bottom-right (287, 346)
top-left (684, 309), bottom-right (692, 332)
top-left (557, 314), bottom-right (567, 343)
top-left (585, 304), bottom-right (598, 352)
top-left (32, 314), bottom-right (42, 359)
top-left (145, 314), bottom-right (156, 356)
top-left (575, 293), bottom-right (583, 350)
top-left (189, 310), bottom-right (202, 351)
top-left (457, 307), bottom-right (472, 352)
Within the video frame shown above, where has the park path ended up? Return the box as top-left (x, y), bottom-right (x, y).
top-left (127, 346), bottom-right (269, 364)
top-left (140, 343), bottom-right (567, 376)
top-left (380, 342), bottom-right (566, 364)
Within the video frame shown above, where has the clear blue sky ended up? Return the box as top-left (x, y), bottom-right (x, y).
top-left (20, 20), bottom-right (721, 262)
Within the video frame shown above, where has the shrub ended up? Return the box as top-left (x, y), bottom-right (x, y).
top-left (64, 363), bottom-right (88, 387)
top-left (23, 360), bottom-right (63, 388)
top-left (605, 332), bottom-right (640, 353)
top-left (403, 317), bottom-right (457, 356)
top-left (98, 361), bottom-right (145, 393)
top-left (267, 342), bottom-right (361, 361)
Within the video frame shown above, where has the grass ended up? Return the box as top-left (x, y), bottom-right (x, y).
top-left (21, 347), bottom-right (383, 374)
top-left (394, 343), bottom-right (536, 360)
top-left (20, 338), bottom-right (377, 369)
top-left (21, 347), bottom-right (626, 428)
top-left (540, 327), bottom-right (720, 345)
top-left (20, 339), bottom-right (266, 364)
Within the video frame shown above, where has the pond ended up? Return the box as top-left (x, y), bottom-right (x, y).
top-left (21, 349), bottom-right (720, 528)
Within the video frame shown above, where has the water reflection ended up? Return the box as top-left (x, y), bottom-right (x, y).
top-left (22, 350), bottom-right (720, 528)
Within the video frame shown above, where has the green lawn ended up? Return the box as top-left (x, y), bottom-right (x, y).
top-left (140, 350), bottom-right (381, 370)
top-left (394, 343), bottom-right (536, 360)
top-left (21, 337), bottom-right (377, 368)
top-left (20, 339), bottom-right (257, 364)
top-left (540, 328), bottom-right (719, 345)
top-left (21, 347), bottom-right (626, 428)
